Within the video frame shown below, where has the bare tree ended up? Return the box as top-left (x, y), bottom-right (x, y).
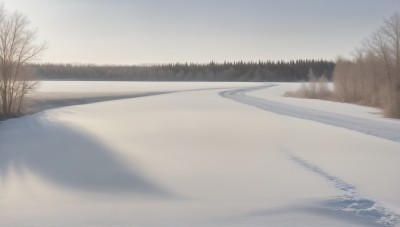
top-left (382, 12), bottom-right (400, 117)
top-left (274, 12), bottom-right (400, 118)
top-left (351, 47), bottom-right (366, 101)
top-left (329, 12), bottom-right (400, 118)
top-left (363, 51), bottom-right (382, 106)
top-left (332, 56), bottom-right (354, 102)
top-left (284, 68), bottom-right (331, 100)
top-left (364, 14), bottom-right (400, 117)
top-left (0, 4), bottom-right (46, 118)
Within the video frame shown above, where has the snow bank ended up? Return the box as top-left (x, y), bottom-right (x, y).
top-left (223, 84), bottom-right (400, 142)
top-left (250, 83), bottom-right (397, 123)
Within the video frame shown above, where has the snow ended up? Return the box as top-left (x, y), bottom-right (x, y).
top-left (250, 83), bottom-right (397, 123)
top-left (232, 83), bottom-right (400, 142)
top-left (35, 81), bottom-right (260, 93)
top-left (1, 82), bottom-right (400, 227)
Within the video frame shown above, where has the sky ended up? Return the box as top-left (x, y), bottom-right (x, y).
top-left (2, 0), bottom-right (400, 65)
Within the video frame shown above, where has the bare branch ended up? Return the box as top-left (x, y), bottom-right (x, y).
top-left (0, 6), bottom-right (45, 117)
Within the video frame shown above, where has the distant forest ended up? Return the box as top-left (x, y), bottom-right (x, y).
top-left (33, 60), bottom-right (335, 82)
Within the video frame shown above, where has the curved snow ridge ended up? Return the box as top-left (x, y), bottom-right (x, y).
top-left (220, 85), bottom-right (400, 143)
top-left (290, 155), bottom-right (400, 227)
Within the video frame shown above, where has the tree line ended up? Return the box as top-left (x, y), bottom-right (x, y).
top-left (33, 60), bottom-right (334, 82)
top-left (287, 12), bottom-right (400, 119)
top-left (333, 12), bottom-right (400, 118)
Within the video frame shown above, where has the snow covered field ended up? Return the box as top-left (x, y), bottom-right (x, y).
top-left (34, 81), bottom-right (260, 93)
top-left (1, 82), bottom-right (400, 227)
top-left (25, 82), bottom-right (259, 113)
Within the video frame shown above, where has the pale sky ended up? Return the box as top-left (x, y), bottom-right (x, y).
top-left (2, 0), bottom-right (400, 64)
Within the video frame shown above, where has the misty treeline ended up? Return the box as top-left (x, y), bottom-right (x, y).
top-left (0, 4), bottom-right (45, 119)
top-left (287, 12), bottom-right (400, 118)
top-left (33, 60), bottom-right (334, 82)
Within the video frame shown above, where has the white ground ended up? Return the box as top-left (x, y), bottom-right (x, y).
top-left (1, 82), bottom-right (400, 227)
top-left (34, 81), bottom-right (260, 93)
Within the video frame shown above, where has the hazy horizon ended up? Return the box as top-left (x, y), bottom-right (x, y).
top-left (3, 0), bottom-right (400, 65)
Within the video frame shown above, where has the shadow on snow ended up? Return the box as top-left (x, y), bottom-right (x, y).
top-left (0, 112), bottom-right (171, 196)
